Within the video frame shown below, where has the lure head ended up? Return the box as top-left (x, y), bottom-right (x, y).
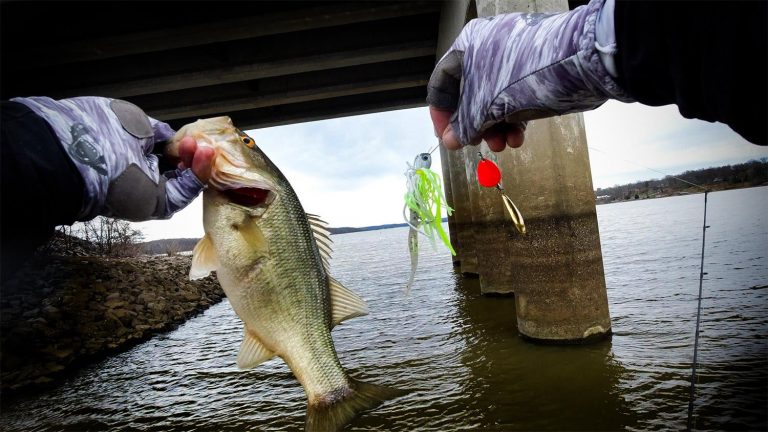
top-left (413, 153), bottom-right (432, 170)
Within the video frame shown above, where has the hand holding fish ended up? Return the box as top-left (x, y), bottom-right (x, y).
top-left (0, 97), bottom-right (219, 282)
top-left (168, 136), bottom-right (215, 184)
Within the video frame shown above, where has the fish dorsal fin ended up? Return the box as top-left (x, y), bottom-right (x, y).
top-left (237, 328), bottom-right (275, 369)
top-left (307, 213), bottom-right (332, 242)
top-left (190, 234), bottom-right (219, 280)
top-left (307, 214), bottom-right (333, 271)
top-left (329, 277), bottom-right (368, 327)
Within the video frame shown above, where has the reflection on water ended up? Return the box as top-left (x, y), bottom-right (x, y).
top-left (450, 279), bottom-right (634, 431)
top-left (1, 187), bottom-right (766, 431)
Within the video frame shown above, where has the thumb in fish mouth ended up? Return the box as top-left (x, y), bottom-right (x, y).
top-left (173, 136), bottom-right (214, 184)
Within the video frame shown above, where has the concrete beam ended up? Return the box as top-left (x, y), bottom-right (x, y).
top-left (22, 2), bottom-right (442, 67)
top-left (148, 74), bottom-right (428, 120)
top-left (166, 87), bottom-right (427, 131)
top-left (437, 147), bottom-right (461, 267)
top-left (436, 0), bottom-right (475, 57)
top-left (54, 41), bottom-right (436, 99)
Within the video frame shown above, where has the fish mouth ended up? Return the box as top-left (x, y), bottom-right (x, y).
top-left (223, 187), bottom-right (273, 208)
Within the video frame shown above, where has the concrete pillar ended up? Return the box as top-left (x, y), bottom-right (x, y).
top-left (462, 144), bottom-right (517, 294)
top-left (436, 0), bottom-right (479, 276)
top-left (440, 148), bottom-right (461, 267)
top-left (437, 146), bottom-right (461, 267)
top-left (447, 147), bottom-right (479, 276)
top-left (469, 0), bottom-right (611, 342)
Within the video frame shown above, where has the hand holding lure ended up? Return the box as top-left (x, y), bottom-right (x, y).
top-left (403, 152), bottom-right (455, 294)
top-left (476, 153), bottom-right (526, 235)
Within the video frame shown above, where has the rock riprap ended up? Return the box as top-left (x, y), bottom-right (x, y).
top-left (1, 254), bottom-right (224, 393)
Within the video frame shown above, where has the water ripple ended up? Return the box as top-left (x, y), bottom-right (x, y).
top-left (1, 187), bottom-right (766, 431)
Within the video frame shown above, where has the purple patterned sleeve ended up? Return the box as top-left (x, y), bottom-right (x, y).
top-left (11, 96), bottom-right (204, 221)
top-left (427, 0), bottom-right (634, 147)
top-left (150, 117), bottom-right (176, 144)
top-left (149, 117), bottom-right (205, 218)
top-left (162, 166), bottom-right (205, 217)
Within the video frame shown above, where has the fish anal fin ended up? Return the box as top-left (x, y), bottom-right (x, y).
top-left (329, 277), bottom-right (368, 327)
top-left (190, 234), bottom-right (219, 280)
top-left (237, 328), bottom-right (275, 369)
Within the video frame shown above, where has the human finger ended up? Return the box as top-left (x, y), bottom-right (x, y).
top-left (440, 124), bottom-right (463, 150)
top-left (177, 136), bottom-right (197, 170)
top-left (429, 106), bottom-right (453, 139)
top-left (505, 124), bottom-right (525, 148)
top-left (482, 128), bottom-right (507, 152)
top-left (191, 146), bottom-right (214, 184)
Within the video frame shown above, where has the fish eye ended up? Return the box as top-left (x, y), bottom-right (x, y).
top-left (241, 136), bottom-right (255, 148)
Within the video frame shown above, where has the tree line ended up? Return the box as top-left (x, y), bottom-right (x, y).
top-left (595, 158), bottom-right (768, 203)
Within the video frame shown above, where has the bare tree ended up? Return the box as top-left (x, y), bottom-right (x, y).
top-left (80, 217), bottom-right (145, 257)
top-left (164, 239), bottom-right (181, 257)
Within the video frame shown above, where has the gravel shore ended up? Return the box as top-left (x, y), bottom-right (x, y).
top-left (0, 252), bottom-right (224, 394)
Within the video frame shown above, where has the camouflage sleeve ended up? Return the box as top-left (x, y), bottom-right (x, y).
top-left (149, 117), bottom-right (206, 219)
top-left (427, 0), bottom-right (634, 147)
top-left (161, 164), bottom-right (205, 218)
top-left (11, 96), bottom-right (204, 221)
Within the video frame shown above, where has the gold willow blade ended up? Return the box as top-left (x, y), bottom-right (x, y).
top-left (501, 192), bottom-right (526, 235)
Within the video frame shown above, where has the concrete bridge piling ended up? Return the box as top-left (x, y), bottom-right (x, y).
top-left (437, 0), bottom-right (611, 343)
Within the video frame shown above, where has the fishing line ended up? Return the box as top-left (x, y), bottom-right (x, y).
top-left (588, 145), bottom-right (709, 431)
top-left (588, 146), bottom-right (707, 191)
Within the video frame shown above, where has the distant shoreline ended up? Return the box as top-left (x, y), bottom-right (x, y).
top-left (596, 182), bottom-right (766, 206)
top-left (140, 184), bottom-right (766, 253)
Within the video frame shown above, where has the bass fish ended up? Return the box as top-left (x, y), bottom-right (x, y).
top-left (167, 117), bottom-right (406, 431)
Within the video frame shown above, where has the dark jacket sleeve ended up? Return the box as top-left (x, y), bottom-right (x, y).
top-left (614, 0), bottom-right (767, 145)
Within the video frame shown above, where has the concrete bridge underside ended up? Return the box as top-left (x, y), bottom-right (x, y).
top-left (1, 1), bottom-right (444, 130)
top-left (1, 0), bottom-right (607, 344)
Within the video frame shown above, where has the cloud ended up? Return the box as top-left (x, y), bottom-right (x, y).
top-left (132, 102), bottom-right (765, 241)
top-left (133, 107), bottom-right (443, 241)
top-left (132, 196), bottom-right (205, 242)
top-left (249, 107), bottom-right (443, 226)
top-left (253, 108), bottom-right (441, 186)
top-left (584, 101), bottom-right (767, 188)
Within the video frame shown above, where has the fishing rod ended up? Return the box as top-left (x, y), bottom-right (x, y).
top-left (687, 189), bottom-right (709, 431)
top-left (588, 145), bottom-right (709, 431)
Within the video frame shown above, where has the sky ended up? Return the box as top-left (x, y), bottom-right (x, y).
top-left (133, 100), bottom-right (767, 242)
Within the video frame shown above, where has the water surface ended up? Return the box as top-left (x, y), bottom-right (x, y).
top-left (1, 187), bottom-right (766, 431)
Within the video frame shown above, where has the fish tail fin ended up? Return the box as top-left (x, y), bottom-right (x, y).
top-left (305, 378), bottom-right (407, 432)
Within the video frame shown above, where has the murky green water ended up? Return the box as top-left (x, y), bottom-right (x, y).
top-left (1, 187), bottom-right (766, 431)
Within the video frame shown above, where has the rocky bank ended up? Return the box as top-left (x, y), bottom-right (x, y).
top-left (1, 250), bottom-right (224, 394)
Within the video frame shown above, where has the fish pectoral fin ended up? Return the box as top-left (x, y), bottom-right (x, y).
top-left (190, 234), bottom-right (219, 280)
top-left (329, 277), bottom-right (369, 328)
top-left (237, 329), bottom-right (275, 369)
top-left (237, 215), bottom-right (268, 251)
